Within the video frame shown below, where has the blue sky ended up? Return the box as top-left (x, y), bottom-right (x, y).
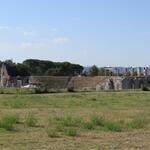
top-left (0, 0), bottom-right (150, 66)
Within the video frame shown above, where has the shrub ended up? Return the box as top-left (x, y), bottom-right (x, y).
top-left (142, 87), bottom-right (149, 91)
top-left (35, 87), bottom-right (48, 94)
top-left (67, 87), bottom-right (74, 92)
top-left (25, 113), bottom-right (37, 127)
top-left (65, 128), bottom-right (77, 137)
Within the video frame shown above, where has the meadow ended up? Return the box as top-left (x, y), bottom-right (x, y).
top-left (0, 91), bottom-right (149, 150)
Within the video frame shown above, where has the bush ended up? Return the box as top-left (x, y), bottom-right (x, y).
top-left (67, 87), bottom-right (74, 92)
top-left (142, 87), bottom-right (149, 91)
top-left (25, 113), bottom-right (37, 127)
top-left (34, 87), bottom-right (48, 94)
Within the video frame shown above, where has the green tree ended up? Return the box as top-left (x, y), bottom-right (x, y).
top-left (88, 65), bottom-right (99, 76)
top-left (23, 59), bottom-right (83, 76)
top-left (99, 68), bottom-right (106, 76)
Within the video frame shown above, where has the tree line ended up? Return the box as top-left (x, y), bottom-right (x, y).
top-left (87, 65), bottom-right (112, 76)
top-left (0, 59), bottom-right (113, 77)
top-left (0, 59), bottom-right (83, 77)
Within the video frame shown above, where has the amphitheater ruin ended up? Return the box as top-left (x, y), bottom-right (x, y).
top-left (0, 64), bottom-right (150, 91)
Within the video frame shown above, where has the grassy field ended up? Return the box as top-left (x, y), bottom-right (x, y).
top-left (0, 91), bottom-right (149, 150)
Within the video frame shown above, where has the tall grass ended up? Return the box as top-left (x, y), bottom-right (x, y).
top-left (25, 113), bottom-right (37, 127)
top-left (3, 100), bottom-right (26, 108)
top-left (83, 122), bottom-right (94, 130)
top-left (49, 116), bottom-right (82, 127)
top-left (47, 128), bottom-right (59, 138)
top-left (0, 88), bottom-right (36, 94)
top-left (49, 114), bottom-right (149, 134)
top-left (0, 114), bottom-right (19, 131)
top-left (90, 115), bottom-right (105, 126)
top-left (126, 118), bottom-right (148, 129)
top-left (104, 121), bottom-right (123, 132)
top-left (64, 128), bottom-right (77, 137)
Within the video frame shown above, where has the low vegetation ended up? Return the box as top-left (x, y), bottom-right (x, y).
top-left (25, 113), bottom-right (37, 127)
top-left (0, 92), bottom-right (149, 149)
top-left (0, 114), bottom-right (19, 131)
top-left (64, 128), bottom-right (77, 137)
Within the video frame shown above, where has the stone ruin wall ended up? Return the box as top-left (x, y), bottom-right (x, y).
top-left (1, 74), bottom-right (150, 91)
top-left (29, 76), bottom-right (150, 91)
top-left (1, 67), bottom-right (150, 90)
top-left (1, 63), bottom-right (150, 90)
top-left (29, 76), bottom-right (71, 89)
top-left (96, 77), bottom-right (150, 91)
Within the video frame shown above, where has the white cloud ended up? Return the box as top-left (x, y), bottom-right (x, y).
top-left (0, 26), bottom-right (10, 30)
top-left (0, 42), bottom-right (10, 48)
top-left (53, 37), bottom-right (71, 44)
top-left (51, 28), bottom-right (59, 32)
top-left (23, 31), bottom-right (36, 36)
top-left (20, 42), bottom-right (50, 49)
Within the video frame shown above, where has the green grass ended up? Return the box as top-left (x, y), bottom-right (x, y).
top-left (104, 120), bottom-right (123, 132)
top-left (3, 99), bottom-right (27, 108)
top-left (49, 116), bottom-right (82, 127)
top-left (0, 91), bottom-right (149, 149)
top-left (25, 113), bottom-right (37, 127)
top-left (0, 114), bottom-right (19, 131)
top-left (47, 129), bottom-right (59, 138)
top-left (126, 118), bottom-right (149, 129)
top-left (90, 115), bottom-right (105, 126)
top-left (64, 128), bottom-right (77, 137)
top-left (83, 122), bottom-right (94, 130)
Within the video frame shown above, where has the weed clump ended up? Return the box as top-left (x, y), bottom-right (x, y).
top-left (90, 115), bottom-right (123, 132)
top-left (60, 116), bottom-right (81, 127)
top-left (65, 128), bottom-right (77, 137)
top-left (25, 113), bottom-right (37, 127)
top-left (47, 129), bottom-right (59, 138)
top-left (90, 115), bottom-right (105, 126)
top-left (50, 116), bottom-right (81, 127)
top-left (83, 122), bottom-right (94, 130)
top-left (126, 118), bottom-right (148, 129)
top-left (104, 121), bottom-right (123, 132)
top-left (0, 114), bottom-right (19, 131)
